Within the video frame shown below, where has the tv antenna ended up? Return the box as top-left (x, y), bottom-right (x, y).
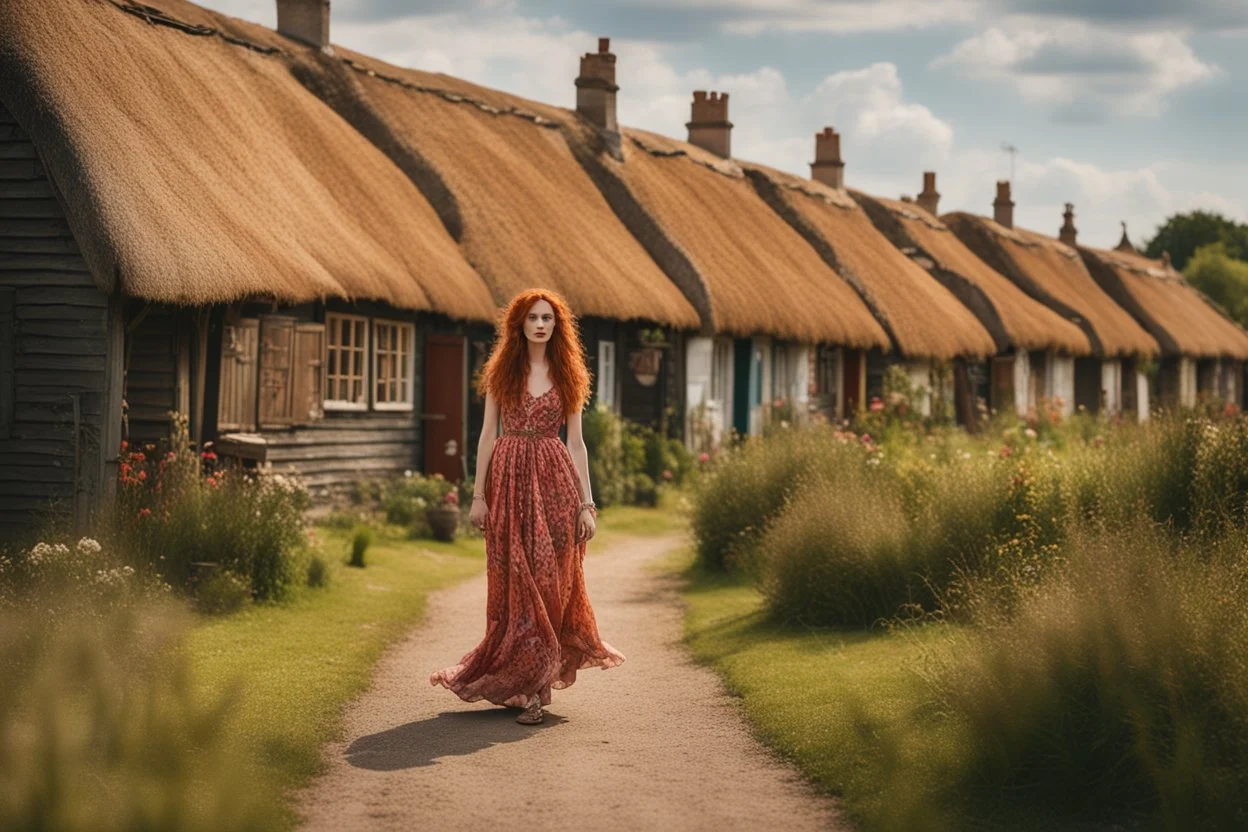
top-left (1001, 141), bottom-right (1019, 183)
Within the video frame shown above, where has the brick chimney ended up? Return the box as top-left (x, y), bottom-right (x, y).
top-left (810, 127), bottom-right (844, 189)
top-left (1059, 202), bottom-right (1078, 246)
top-left (993, 180), bottom-right (1014, 229)
top-left (687, 91), bottom-right (732, 158)
top-left (276, 0), bottom-right (330, 49)
top-left (575, 38), bottom-right (619, 132)
top-left (917, 171), bottom-right (940, 215)
top-left (1114, 221), bottom-right (1136, 253)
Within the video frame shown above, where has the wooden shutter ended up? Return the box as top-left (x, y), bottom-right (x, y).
top-left (291, 322), bottom-right (326, 425)
top-left (258, 315), bottom-right (296, 427)
top-left (218, 318), bottom-right (258, 432)
top-left (0, 289), bottom-right (14, 439)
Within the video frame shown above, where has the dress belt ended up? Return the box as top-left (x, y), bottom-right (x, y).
top-left (505, 429), bottom-right (558, 439)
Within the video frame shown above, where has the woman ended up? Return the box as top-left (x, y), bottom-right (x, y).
top-left (429, 289), bottom-right (625, 725)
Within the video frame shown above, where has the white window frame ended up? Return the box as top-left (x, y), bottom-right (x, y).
top-left (324, 312), bottom-right (370, 411)
top-left (597, 340), bottom-right (616, 409)
top-left (372, 318), bottom-right (416, 412)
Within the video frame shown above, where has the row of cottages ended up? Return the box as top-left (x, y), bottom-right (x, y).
top-left (1076, 225), bottom-right (1248, 408)
top-left (853, 180), bottom-right (1096, 418)
top-left (942, 183), bottom-right (1162, 419)
top-left (0, 0), bottom-right (505, 535)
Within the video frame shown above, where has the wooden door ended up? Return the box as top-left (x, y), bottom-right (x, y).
top-left (258, 315), bottom-right (296, 427)
top-left (424, 333), bottom-right (465, 482)
top-left (218, 318), bottom-right (259, 432)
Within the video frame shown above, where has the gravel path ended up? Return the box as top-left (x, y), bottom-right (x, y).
top-left (293, 530), bottom-right (847, 831)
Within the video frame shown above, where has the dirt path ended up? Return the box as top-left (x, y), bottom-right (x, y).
top-left (293, 530), bottom-right (847, 831)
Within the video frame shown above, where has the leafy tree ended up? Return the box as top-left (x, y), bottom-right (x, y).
top-left (1143, 210), bottom-right (1248, 271)
top-left (1183, 242), bottom-right (1248, 328)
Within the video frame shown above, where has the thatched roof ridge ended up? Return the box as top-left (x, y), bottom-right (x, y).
top-left (854, 193), bottom-right (1092, 355)
top-left (576, 127), bottom-right (890, 346)
top-left (740, 163), bottom-right (995, 360)
top-left (276, 44), bottom-right (701, 330)
top-left (0, 0), bottom-right (496, 320)
top-left (1079, 245), bottom-right (1248, 359)
top-left (945, 212), bottom-right (1159, 358)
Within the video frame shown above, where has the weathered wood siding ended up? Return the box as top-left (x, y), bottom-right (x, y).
top-left (216, 301), bottom-right (444, 504)
top-left (125, 306), bottom-right (181, 445)
top-left (0, 102), bottom-right (119, 539)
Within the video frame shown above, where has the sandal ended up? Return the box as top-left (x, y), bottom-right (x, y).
top-left (516, 696), bottom-right (544, 725)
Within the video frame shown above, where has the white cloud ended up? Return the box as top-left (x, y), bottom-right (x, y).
top-left (934, 21), bottom-right (1220, 119)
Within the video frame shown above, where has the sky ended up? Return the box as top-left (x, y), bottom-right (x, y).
top-left (199, 0), bottom-right (1248, 249)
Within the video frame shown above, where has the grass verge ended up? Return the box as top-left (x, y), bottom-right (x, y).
top-left (183, 525), bottom-right (485, 829)
top-left (672, 549), bottom-right (1133, 832)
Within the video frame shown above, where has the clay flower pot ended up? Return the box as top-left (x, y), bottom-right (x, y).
top-left (426, 504), bottom-right (460, 542)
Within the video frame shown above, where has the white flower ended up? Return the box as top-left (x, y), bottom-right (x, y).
top-left (404, 470), bottom-right (413, 478)
top-left (76, 537), bottom-right (102, 555)
top-left (1024, 428), bottom-right (1038, 440)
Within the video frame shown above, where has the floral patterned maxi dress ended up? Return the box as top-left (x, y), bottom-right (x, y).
top-left (429, 385), bottom-right (625, 708)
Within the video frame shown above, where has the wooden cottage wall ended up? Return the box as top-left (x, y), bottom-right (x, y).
top-left (215, 300), bottom-right (459, 503)
top-left (0, 102), bottom-right (122, 538)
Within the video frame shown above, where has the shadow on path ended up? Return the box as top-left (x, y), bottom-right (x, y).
top-left (343, 708), bottom-right (569, 771)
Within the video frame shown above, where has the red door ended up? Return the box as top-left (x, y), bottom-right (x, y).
top-left (424, 334), bottom-right (465, 482)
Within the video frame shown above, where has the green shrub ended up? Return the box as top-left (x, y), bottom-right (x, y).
top-left (348, 525), bottom-right (372, 568)
top-left (381, 471), bottom-right (452, 528)
top-left (193, 568), bottom-right (252, 616)
top-left (113, 414), bottom-right (310, 602)
top-left (911, 525), bottom-right (1248, 828)
top-left (306, 553), bottom-right (331, 588)
top-left (0, 597), bottom-right (282, 830)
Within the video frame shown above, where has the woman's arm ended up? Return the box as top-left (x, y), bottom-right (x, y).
top-left (469, 392), bottom-right (500, 529)
top-left (564, 409), bottom-right (594, 504)
top-left (565, 409), bottom-right (597, 542)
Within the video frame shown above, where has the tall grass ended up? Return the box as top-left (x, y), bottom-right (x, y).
top-left (883, 524), bottom-right (1248, 829)
top-left (0, 565), bottom-right (280, 829)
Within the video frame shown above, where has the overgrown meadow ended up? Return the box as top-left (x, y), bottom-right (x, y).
top-left (689, 402), bottom-right (1248, 829)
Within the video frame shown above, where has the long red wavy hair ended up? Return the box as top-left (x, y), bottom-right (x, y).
top-left (475, 289), bottom-right (591, 419)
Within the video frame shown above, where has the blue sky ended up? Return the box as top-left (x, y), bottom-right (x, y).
top-left (201, 0), bottom-right (1248, 249)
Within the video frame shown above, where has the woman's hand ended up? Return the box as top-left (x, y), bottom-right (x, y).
top-left (469, 498), bottom-right (489, 532)
top-left (577, 507), bottom-right (596, 543)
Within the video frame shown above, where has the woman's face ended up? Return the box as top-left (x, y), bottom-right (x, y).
top-left (524, 299), bottom-right (556, 345)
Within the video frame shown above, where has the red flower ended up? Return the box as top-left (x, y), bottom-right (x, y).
top-left (698, 452), bottom-right (710, 463)
top-left (444, 490), bottom-right (459, 506)
top-left (869, 397), bottom-right (885, 413)
top-left (120, 440), bottom-right (128, 452)
top-left (999, 446), bottom-right (1012, 458)
top-left (662, 469), bottom-right (674, 480)
top-left (167, 451), bottom-right (176, 461)
top-left (138, 508), bottom-right (152, 519)
top-left (201, 451), bottom-right (218, 461)
top-left (861, 433), bottom-right (872, 444)
top-left (137, 470), bottom-right (147, 481)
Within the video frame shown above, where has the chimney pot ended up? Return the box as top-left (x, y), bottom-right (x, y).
top-left (917, 171), bottom-right (940, 215)
top-left (993, 180), bottom-right (1014, 229)
top-left (276, 0), bottom-right (330, 49)
top-left (686, 89), bottom-right (733, 158)
top-left (575, 36), bottom-right (620, 132)
top-left (810, 126), bottom-right (845, 189)
top-left (1059, 202), bottom-right (1078, 246)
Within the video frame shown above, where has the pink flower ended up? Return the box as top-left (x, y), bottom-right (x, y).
top-left (869, 397), bottom-right (885, 413)
top-left (662, 469), bottom-right (674, 481)
top-left (137, 508), bottom-right (152, 520)
top-left (698, 452), bottom-right (710, 463)
top-left (861, 433), bottom-right (872, 445)
top-left (999, 446), bottom-right (1012, 459)
top-left (444, 491), bottom-right (459, 506)
top-left (201, 450), bottom-right (218, 461)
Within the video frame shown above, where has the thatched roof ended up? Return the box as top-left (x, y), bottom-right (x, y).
top-left (945, 213), bottom-right (1158, 358)
top-left (1079, 246), bottom-right (1248, 359)
top-left (575, 128), bottom-right (889, 346)
top-left (275, 45), bottom-right (701, 330)
top-left (0, 0), bottom-right (496, 320)
top-left (739, 164), bottom-right (994, 359)
top-left (854, 194), bottom-right (1092, 356)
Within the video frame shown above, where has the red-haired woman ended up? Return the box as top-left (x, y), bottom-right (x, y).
top-left (429, 290), bottom-right (625, 725)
